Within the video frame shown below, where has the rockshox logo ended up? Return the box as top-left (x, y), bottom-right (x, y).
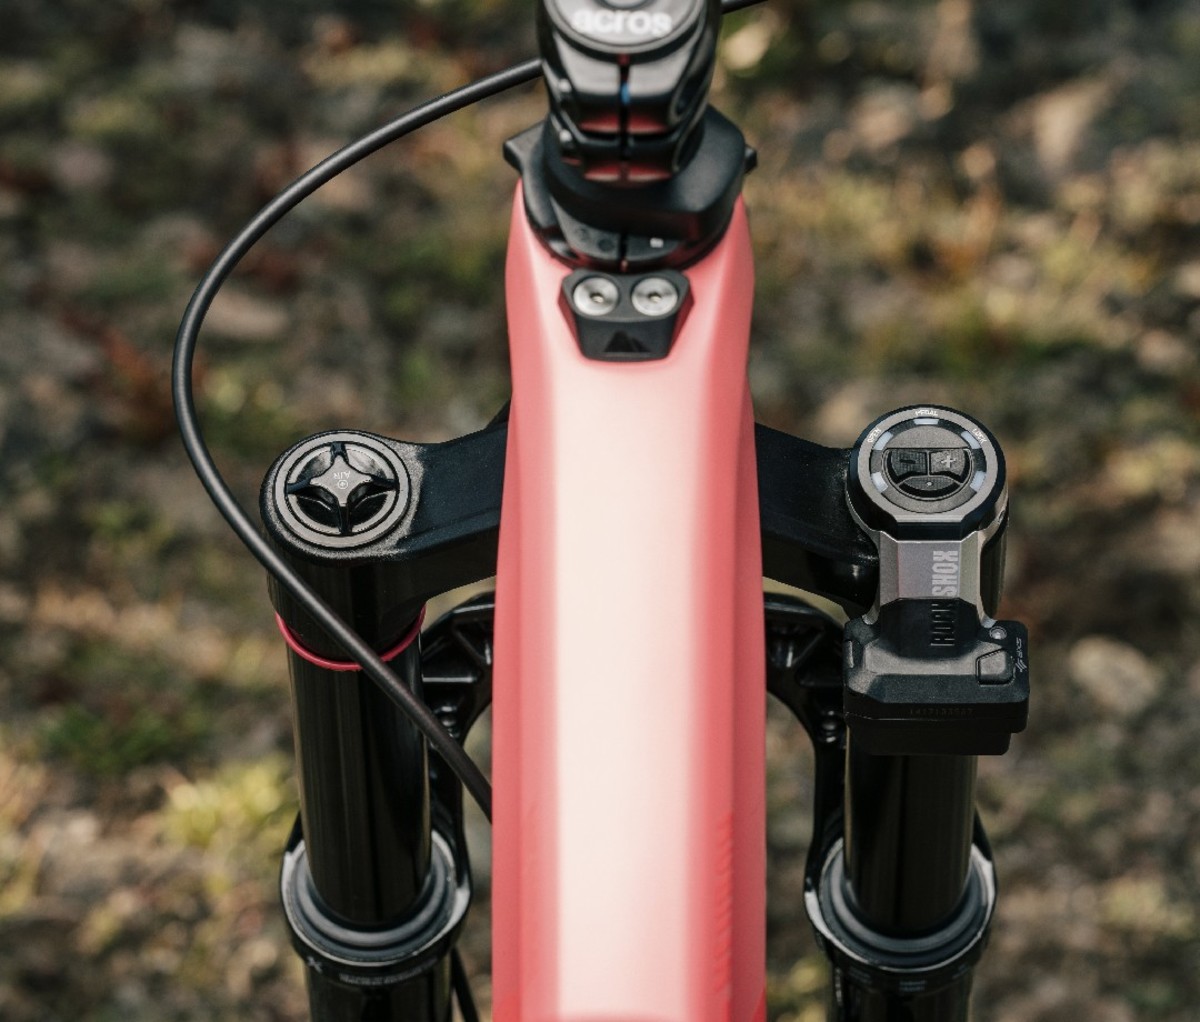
top-left (929, 600), bottom-right (958, 648)
top-left (931, 548), bottom-right (960, 598)
top-left (571, 8), bottom-right (674, 38)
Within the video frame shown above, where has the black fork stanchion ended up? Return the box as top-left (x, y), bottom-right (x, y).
top-left (843, 748), bottom-right (977, 937)
top-left (280, 615), bottom-right (431, 927)
top-left (261, 431), bottom-right (473, 1022)
top-left (825, 743), bottom-right (987, 1021)
top-left (275, 630), bottom-right (454, 1021)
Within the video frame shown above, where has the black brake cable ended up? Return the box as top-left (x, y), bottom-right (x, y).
top-left (172, 0), bottom-right (768, 829)
top-left (173, 60), bottom-right (540, 824)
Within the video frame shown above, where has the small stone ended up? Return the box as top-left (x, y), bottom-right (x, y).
top-left (1147, 507), bottom-right (1200, 574)
top-left (1068, 636), bottom-right (1162, 718)
top-left (50, 140), bottom-right (114, 193)
top-left (851, 83), bottom-right (921, 153)
top-left (1136, 329), bottom-right (1196, 374)
top-left (1028, 76), bottom-right (1113, 177)
top-left (1173, 260), bottom-right (1200, 300)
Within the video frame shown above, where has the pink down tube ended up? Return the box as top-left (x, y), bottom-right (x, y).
top-left (491, 188), bottom-right (766, 1022)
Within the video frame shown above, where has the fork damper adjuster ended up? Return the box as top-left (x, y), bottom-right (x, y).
top-left (843, 407), bottom-right (1030, 756)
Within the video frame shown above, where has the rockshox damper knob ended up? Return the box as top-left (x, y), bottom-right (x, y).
top-left (843, 407), bottom-right (1030, 755)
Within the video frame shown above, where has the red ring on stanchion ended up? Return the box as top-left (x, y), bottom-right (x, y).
top-left (274, 606), bottom-right (426, 672)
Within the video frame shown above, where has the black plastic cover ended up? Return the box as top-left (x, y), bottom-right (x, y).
top-left (843, 615), bottom-right (1030, 755)
top-left (560, 268), bottom-right (691, 360)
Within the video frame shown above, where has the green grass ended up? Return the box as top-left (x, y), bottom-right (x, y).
top-left (39, 702), bottom-right (189, 777)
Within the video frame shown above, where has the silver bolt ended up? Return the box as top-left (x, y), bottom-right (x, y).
top-left (631, 276), bottom-right (680, 317)
top-left (989, 626), bottom-right (1007, 641)
top-left (572, 276), bottom-right (619, 316)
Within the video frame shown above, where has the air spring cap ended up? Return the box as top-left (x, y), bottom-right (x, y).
top-left (848, 407), bottom-right (1006, 541)
top-left (273, 433), bottom-right (411, 550)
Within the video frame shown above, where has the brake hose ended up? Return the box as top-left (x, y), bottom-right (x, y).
top-left (173, 60), bottom-right (540, 824)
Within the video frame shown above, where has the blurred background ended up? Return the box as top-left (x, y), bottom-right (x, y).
top-left (1, 0), bottom-right (1198, 1019)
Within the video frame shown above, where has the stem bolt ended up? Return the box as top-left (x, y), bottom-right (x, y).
top-left (631, 276), bottom-right (680, 317)
top-left (571, 276), bottom-right (619, 316)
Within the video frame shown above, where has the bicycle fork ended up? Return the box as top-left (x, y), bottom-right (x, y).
top-left (771, 406), bottom-right (1028, 1021)
top-left (257, 405), bottom-right (1027, 1022)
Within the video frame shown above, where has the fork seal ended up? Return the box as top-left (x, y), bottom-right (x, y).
top-left (280, 822), bottom-right (471, 987)
top-left (805, 836), bottom-right (996, 995)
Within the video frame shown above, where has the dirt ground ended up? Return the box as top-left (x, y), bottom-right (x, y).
top-left (1, 0), bottom-right (1198, 1019)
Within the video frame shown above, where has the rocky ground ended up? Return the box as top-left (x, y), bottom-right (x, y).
top-left (1, 0), bottom-right (1198, 1019)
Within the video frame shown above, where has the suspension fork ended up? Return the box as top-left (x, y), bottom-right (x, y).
top-left (765, 406), bottom-right (1029, 1022)
top-left (250, 411), bottom-right (862, 1022)
top-left (256, 400), bottom-right (1025, 1021)
top-left (769, 602), bottom-right (994, 1022)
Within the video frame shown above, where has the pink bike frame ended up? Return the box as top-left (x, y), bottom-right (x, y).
top-left (492, 186), bottom-right (766, 1022)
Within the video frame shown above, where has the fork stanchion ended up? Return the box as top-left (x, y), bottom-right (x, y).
top-left (843, 747), bottom-right (977, 937)
top-left (262, 431), bottom-right (469, 1022)
top-left (825, 742), bottom-right (990, 1021)
top-left (279, 622), bottom-right (432, 926)
top-left (802, 745), bottom-right (997, 1022)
